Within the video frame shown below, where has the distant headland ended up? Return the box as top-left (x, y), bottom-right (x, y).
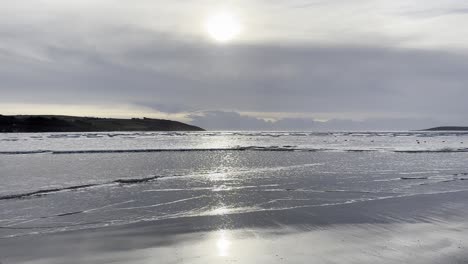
top-left (423, 126), bottom-right (468, 131)
top-left (0, 115), bottom-right (205, 132)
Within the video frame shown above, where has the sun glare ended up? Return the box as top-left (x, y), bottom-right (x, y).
top-left (204, 12), bottom-right (242, 43)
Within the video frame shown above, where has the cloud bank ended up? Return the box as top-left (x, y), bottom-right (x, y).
top-left (1, 0), bottom-right (468, 130)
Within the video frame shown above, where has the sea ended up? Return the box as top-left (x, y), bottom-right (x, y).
top-left (1, 131), bottom-right (468, 238)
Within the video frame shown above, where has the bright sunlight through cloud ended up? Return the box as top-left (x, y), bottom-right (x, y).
top-left (204, 12), bottom-right (242, 43)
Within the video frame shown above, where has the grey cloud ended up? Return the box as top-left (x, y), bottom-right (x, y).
top-left (189, 111), bottom-right (275, 130)
top-left (189, 111), bottom-right (443, 131)
top-left (189, 111), bottom-right (323, 131)
top-left (135, 102), bottom-right (200, 114)
top-left (1, 22), bottom-right (468, 127)
top-left (322, 118), bottom-right (442, 131)
top-left (402, 8), bottom-right (468, 18)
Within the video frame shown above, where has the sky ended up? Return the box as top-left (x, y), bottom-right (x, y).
top-left (1, 0), bottom-right (468, 130)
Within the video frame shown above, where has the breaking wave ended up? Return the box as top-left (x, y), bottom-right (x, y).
top-left (1, 146), bottom-right (468, 155)
top-left (0, 175), bottom-right (161, 201)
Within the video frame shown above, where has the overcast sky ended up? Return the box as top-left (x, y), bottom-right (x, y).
top-left (1, 0), bottom-right (468, 130)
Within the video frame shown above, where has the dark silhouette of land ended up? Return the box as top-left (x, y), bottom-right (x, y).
top-left (0, 115), bottom-right (204, 132)
top-left (424, 126), bottom-right (468, 131)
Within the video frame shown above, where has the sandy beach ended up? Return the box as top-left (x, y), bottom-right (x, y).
top-left (2, 187), bottom-right (468, 264)
top-left (2, 132), bottom-right (468, 263)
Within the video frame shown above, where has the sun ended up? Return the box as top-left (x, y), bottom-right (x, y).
top-left (204, 12), bottom-right (242, 43)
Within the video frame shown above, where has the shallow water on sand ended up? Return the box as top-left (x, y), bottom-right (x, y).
top-left (1, 131), bottom-right (468, 239)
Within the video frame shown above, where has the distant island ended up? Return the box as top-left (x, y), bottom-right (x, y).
top-left (0, 115), bottom-right (204, 132)
top-left (423, 126), bottom-right (468, 131)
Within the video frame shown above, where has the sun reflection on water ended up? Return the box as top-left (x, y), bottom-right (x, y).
top-left (216, 230), bottom-right (231, 257)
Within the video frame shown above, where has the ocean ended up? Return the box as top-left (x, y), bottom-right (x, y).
top-left (1, 131), bottom-right (468, 241)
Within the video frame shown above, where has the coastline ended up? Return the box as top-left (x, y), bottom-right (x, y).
top-left (0, 115), bottom-right (205, 133)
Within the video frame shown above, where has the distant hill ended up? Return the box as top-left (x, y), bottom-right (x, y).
top-left (423, 126), bottom-right (468, 131)
top-left (0, 115), bottom-right (204, 132)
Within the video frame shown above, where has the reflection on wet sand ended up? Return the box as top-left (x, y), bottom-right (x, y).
top-left (216, 230), bottom-right (231, 257)
top-left (137, 223), bottom-right (468, 264)
top-left (3, 222), bottom-right (467, 264)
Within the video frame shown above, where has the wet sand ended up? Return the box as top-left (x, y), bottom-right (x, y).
top-left (2, 189), bottom-right (468, 264)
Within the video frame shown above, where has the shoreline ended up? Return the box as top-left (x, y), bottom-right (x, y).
top-left (2, 189), bottom-right (468, 263)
